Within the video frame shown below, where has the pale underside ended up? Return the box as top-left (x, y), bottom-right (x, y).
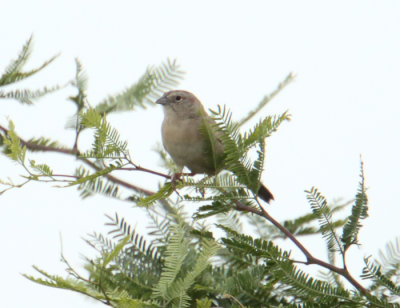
top-left (161, 116), bottom-right (223, 174)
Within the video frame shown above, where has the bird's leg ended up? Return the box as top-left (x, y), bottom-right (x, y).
top-left (170, 172), bottom-right (195, 191)
top-left (170, 172), bottom-right (182, 191)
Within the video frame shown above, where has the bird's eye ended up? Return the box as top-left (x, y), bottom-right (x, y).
top-left (175, 95), bottom-right (182, 101)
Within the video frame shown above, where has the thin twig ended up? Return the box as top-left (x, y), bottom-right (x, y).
top-left (120, 166), bottom-right (170, 179)
top-left (0, 124), bottom-right (155, 196)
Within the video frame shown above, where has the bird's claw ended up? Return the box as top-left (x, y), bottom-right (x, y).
top-left (170, 172), bottom-right (195, 192)
top-left (170, 172), bottom-right (182, 191)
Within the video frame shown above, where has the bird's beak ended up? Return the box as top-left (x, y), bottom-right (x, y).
top-left (155, 95), bottom-right (168, 105)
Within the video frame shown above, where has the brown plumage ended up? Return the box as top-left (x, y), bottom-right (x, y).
top-left (156, 90), bottom-right (274, 203)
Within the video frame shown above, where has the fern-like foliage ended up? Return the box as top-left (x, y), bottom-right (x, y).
top-left (210, 106), bottom-right (256, 192)
top-left (362, 257), bottom-right (400, 304)
top-left (63, 58), bottom-right (90, 138)
top-left (138, 182), bottom-right (174, 206)
top-left (178, 172), bottom-right (253, 205)
top-left (220, 225), bottom-right (291, 268)
top-left (341, 162), bottom-right (369, 251)
top-left (305, 187), bottom-right (343, 253)
top-left (237, 72), bottom-right (295, 126)
top-left (152, 223), bottom-right (214, 307)
top-left (86, 238), bottom-right (158, 302)
top-left (277, 263), bottom-right (352, 305)
top-left (207, 105), bottom-right (290, 196)
top-left (378, 238), bottom-right (400, 278)
top-left (361, 239), bottom-right (400, 304)
top-left (0, 86), bottom-right (62, 104)
top-left (5, 37), bottom-right (397, 308)
top-left (0, 35), bottom-right (61, 104)
top-left (26, 136), bottom-right (62, 149)
top-left (27, 212), bottom-right (223, 307)
top-left (64, 109), bottom-right (133, 194)
top-left (70, 164), bottom-right (121, 187)
top-left (193, 200), bottom-right (235, 219)
top-left (95, 59), bottom-right (184, 114)
top-left (247, 201), bottom-right (349, 241)
top-left (219, 225), bottom-right (355, 306)
top-left (105, 213), bottom-right (162, 263)
top-left (74, 166), bottom-right (120, 199)
top-left (69, 58), bottom-right (89, 110)
top-left (24, 266), bottom-right (107, 299)
top-left (2, 120), bottom-right (26, 164)
top-left (25, 262), bottom-right (160, 307)
top-left (84, 215), bottom-right (164, 302)
top-left (240, 111), bottom-right (291, 149)
top-left (29, 160), bottom-right (53, 177)
top-left (80, 109), bottom-right (129, 159)
top-left (25, 194), bottom-right (397, 307)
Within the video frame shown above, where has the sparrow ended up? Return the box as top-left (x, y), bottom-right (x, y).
top-left (156, 90), bottom-right (274, 203)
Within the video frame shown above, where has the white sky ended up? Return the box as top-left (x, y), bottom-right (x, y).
top-left (1, 1), bottom-right (400, 307)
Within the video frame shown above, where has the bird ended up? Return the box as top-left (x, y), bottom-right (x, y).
top-left (156, 90), bottom-right (274, 203)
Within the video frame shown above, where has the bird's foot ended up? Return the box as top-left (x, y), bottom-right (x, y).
top-left (170, 172), bottom-right (182, 191)
top-left (170, 172), bottom-right (195, 191)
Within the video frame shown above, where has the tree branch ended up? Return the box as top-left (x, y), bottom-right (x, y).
top-left (234, 200), bottom-right (368, 295)
top-left (0, 124), bottom-right (156, 196)
top-left (1, 123), bottom-right (368, 295)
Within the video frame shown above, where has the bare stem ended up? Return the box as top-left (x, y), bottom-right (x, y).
top-left (120, 166), bottom-right (170, 179)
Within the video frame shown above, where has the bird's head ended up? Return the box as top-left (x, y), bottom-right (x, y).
top-left (156, 90), bottom-right (205, 119)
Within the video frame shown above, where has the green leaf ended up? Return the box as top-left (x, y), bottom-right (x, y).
top-left (29, 160), bottom-right (53, 176)
top-left (305, 187), bottom-right (343, 253)
top-left (196, 298), bottom-right (213, 308)
top-left (152, 223), bottom-right (218, 307)
top-left (69, 58), bottom-right (88, 111)
top-left (362, 257), bottom-right (400, 297)
top-left (26, 136), bottom-right (61, 149)
top-left (152, 223), bottom-right (190, 301)
top-left (0, 35), bottom-right (61, 103)
top-left (75, 167), bottom-right (120, 199)
top-left (80, 108), bottom-right (102, 128)
top-left (378, 237), bottom-right (400, 275)
top-left (208, 105), bottom-right (289, 198)
top-left (0, 85), bottom-right (62, 104)
top-left (80, 113), bottom-right (129, 159)
top-left (0, 35), bottom-right (58, 86)
top-left (194, 200), bottom-right (235, 220)
top-left (3, 120), bottom-right (26, 163)
top-left (341, 161), bottom-right (368, 251)
top-left (1, 35), bottom-right (34, 85)
top-left (238, 72), bottom-right (295, 126)
top-left (241, 111), bottom-right (291, 149)
top-left (69, 164), bottom-right (120, 186)
top-left (104, 235), bottom-right (130, 266)
top-left (95, 59), bottom-right (184, 114)
top-left (24, 265), bottom-right (103, 297)
top-left (138, 183), bottom-right (174, 206)
top-left (210, 105), bottom-right (256, 192)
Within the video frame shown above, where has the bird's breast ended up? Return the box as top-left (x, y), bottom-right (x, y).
top-left (161, 118), bottom-right (215, 173)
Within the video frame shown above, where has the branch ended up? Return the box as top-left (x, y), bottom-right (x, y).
top-left (234, 200), bottom-right (369, 295)
top-left (83, 159), bottom-right (155, 196)
top-left (120, 166), bottom-right (170, 179)
top-left (0, 124), bottom-right (156, 196)
top-left (1, 124), bottom-right (369, 295)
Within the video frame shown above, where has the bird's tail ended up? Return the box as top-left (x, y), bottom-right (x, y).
top-left (258, 184), bottom-right (274, 203)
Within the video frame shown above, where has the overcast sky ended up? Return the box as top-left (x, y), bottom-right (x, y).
top-left (1, 1), bottom-right (400, 307)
